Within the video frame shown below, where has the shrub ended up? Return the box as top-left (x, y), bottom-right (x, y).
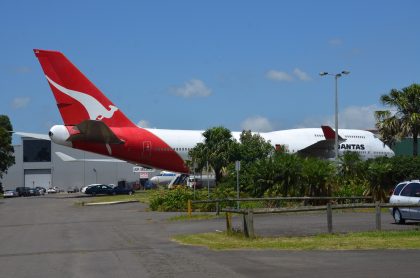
top-left (149, 187), bottom-right (194, 211)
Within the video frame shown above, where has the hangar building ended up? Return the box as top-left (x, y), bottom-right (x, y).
top-left (1, 137), bottom-right (155, 191)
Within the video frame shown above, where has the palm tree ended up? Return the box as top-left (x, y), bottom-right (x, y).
top-left (375, 83), bottom-right (420, 156)
top-left (189, 126), bottom-right (235, 184)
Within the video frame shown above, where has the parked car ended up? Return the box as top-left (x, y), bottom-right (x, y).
top-left (3, 190), bottom-right (18, 198)
top-left (15, 187), bottom-right (39, 196)
top-left (28, 188), bottom-right (40, 196)
top-left (81, 184), bottom-right (101, 193)
top-left (47, 187), bottom-right (58, 194)
top-left (389, 180), bottom-right (420, 224)
top-left (112, 185), bottom-right (134, 195)
top-left (16, 187), bottom-right (30, 197)
top-left (35, 187), bottom-right (46, 195)
top-left (67, 186), bottom-right (80, 193)
top-left (85, 184), bottom-right (134, 196)
top-left (85, 184), bottom-right (114, 196)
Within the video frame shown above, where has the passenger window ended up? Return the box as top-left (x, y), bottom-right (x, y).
top-left (400, 183), bottom-right (414, 197)
top-left (409, 183), bottom-right (420, 197)
top-left (393, 183), bottom-right (407, 195)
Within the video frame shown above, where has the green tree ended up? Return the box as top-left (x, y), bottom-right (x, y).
top-left (273, 153), bottom-right (303, 196)
top-left (0, 115), bottom-right (15, 181)
top-left (231, 130), bottom-right (274, 164)
top-left (338, 151), bottom-right (365, 179)
top-left (189, 126), bottom-right (235, 184)
top-left (364, 159), bottom-right (393, 202)
top-left (229, 130), bottom-right (274, 195)
top-left (375, 84), bottom-right (420, 156)
top-left (301, 157), bottom-right (335, 198)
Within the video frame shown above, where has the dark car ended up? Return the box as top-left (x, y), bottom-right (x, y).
top-left (85, 184), bottom-right (134, 196)
top-left (85, 184), bottom-right (114, 196)
top-left (15, 187), bottom-right (40, 197)
top-left (16, 187), bottom-right (30, 197)
top-left (112, 185), bottom-right (134, 195)
top-left (28, 188), bottom-right (40, 196)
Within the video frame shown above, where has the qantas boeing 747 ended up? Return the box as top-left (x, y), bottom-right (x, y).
top-left (26, 49), bottom-right (394, 173)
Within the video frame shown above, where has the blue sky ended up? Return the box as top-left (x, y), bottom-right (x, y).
top-left (1, 0), bottom-right (419, 140)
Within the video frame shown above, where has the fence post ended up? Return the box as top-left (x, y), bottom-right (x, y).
top-left (247, 210), bottom-right (255, 238)
top-left (375, 202), bottom-right (381, 231)
top-left (226, 212), bottom-right (232, 234)
top-left (216, 201), bottom-right (220, 215)
top-left (242, 211), bottom-right (249, 238)
top-left (187, 200), bottom-right (192, 217)
top-left (327, 203), bottom-right (333, 233)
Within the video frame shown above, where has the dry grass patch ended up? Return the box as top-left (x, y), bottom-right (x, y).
top-left (173, 229), bottom-right (420, 250)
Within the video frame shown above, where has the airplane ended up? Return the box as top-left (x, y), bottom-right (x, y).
top-left (149, 171), bottom-right (216, 188)
top-left (30, 49), bottom-right (394, 174)
top-left (150, 171), bottom-right (177, 186)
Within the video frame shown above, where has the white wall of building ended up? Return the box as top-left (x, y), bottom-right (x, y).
top-left (1, 138), bottom-right (156, 191)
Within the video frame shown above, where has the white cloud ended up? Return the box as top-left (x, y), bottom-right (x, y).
top-left (137, 120), bottom-right (151, 128)
top-left (266, 70), bottom-right (293, 82)
top-left (241, 116), bottom-right (274, 132)
top-left (10, 66), bottom-right (31, 74)
top-left (171, 79), bottom-right (212, 98)
top-left (297, 105), bottom-right (380, 130)
top-left (12, 97), bottom-right (30, 109)
top-left (328, 38), bottom-right (343, 46)
top-left (338, 105), bottom-right (379, 129)
top-left (293, 68), bottom-right (311, 81)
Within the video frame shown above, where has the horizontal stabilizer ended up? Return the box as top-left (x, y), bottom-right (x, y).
top-left (14, 132), bottom-right (50, 141)
top-left (55, 152), bottom-right (126, 163)
top-left (68, 120), bottom-right (124, 144)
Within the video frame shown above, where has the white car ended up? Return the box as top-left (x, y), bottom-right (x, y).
top-left (389, 180), bottom-right (420, 224)
top-left (3, 190), bottom-right (18, 198)
top-left (47, 188), bottom-right (58, 194)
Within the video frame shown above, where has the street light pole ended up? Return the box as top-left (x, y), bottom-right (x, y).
top-left (320, 71), bottom-right (350, 161)
top-left (93, 168), bottom-right (97, 184)
top-left (334, 74), bottom-right (339, 161)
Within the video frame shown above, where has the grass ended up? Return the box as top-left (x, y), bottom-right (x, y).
top-left (172, 229), bottom-right (420, 250)
top-left (78, 190), bottom-right (154, 205)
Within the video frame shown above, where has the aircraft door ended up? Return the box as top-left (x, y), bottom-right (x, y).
top-left (142, 141), bottom-right (152, 159)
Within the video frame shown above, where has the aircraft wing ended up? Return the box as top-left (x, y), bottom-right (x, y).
top-left (14, 132), bottom-right (50, 141)
top-left (55, 152), bottom-right (126, 163)
top-left (68, 120), bottom-right (124, 144)
top-left (297, 140), bottom-right (335, 158)
top-left (297, 126), bottom-right (346, 158)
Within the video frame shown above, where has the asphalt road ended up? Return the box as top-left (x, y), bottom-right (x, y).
top-left (1, 195), bottom-right (419, 278)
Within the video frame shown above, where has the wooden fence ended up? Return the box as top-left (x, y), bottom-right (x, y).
top-left (188, 196), bottom-right (373, 216)
top-left (221, 203), bottom-right (420, 238)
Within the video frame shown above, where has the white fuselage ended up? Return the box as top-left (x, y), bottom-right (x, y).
top-left (146, 127), bottom-right (394, 161)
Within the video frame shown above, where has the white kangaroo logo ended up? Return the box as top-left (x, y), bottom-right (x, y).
top-left (46, 76), bottom-right (118, 121)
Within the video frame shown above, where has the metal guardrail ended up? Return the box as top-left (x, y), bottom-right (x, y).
top-left (220, 202), bottom-right (420, 238)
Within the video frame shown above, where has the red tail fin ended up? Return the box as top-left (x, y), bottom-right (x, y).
top-left (321, 125), bottom-right (344, 140)
top-left (34, 49), bottom-right (135, 127)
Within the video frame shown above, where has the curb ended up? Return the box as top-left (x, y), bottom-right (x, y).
top-left (83, 200), bottom-right (139, 206)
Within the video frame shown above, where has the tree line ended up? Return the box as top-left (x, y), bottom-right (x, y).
top-left (187, 83), bottom-right (420, 201)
